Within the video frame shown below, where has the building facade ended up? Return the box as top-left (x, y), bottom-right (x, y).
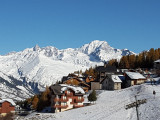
top-left (49, 84), bottom-right (85, 113)
top-left (96, 65), bottom-right (117, 82)
top-left (125, 72), bottom-right (146, 87)
top-left (154, 59), bottom-right (160, 69)
top-left (90, 82), bottom-right (102, 90)
top-left (101, 74), bottom-right (122, 90)
top-left (0, 99), bottom-right (16, 116)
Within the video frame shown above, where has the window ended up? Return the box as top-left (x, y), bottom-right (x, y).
top-left (78, 96), bottom-right (81, 100)
top-left (63, 96), bottom-right (66, 100)
top-left (56, 95), bottom-right (59, 99)
top-left (62, 102), bottom-right (67, 106)
top-left (10, 103), bottom-right (14, 107)
top-left (0, 103), bottom-right (2, 107)
top-left (56, 102), bottom-right (59, 105)
top-left (67, 90), bottom-right (70, 94)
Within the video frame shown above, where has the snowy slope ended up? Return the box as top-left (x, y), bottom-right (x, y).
top-left (0, 40), bottom-right (134, 99)
top-left (17, 84), bottom-right (160, 120)
top-left (0, 71), bottom-right (35, 101)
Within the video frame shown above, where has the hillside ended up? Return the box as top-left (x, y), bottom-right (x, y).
top-left (17, 83), bottom-right (160, 120)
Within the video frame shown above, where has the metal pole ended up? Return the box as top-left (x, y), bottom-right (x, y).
top-left (135, 95), bottom-right (139, 120)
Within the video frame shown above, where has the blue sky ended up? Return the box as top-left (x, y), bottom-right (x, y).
top-left (0, 0), bottom-right (160, 54)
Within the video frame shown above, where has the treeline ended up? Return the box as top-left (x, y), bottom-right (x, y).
top-left (108, 48), bottom-right (160, 69)
top-left (74, 67), bottom-right (98, 79)
top-left (83, 67), bottom-right (98, 79)
top-left (18, 87), bottom-right (51, 111)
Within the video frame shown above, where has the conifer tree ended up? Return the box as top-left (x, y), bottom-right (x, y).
top-left (32, 95), bottom-right (39, 110)
top-left (119, 56), bottom-right (129, 69)
top-left (154, 49), bottom-right (159, 61)
top-left (89, 67), bottom-right (94, 77)
top-left (37, 86), bottom-right (50, 111)
top-left (158, 48), bottom-right (160, 59)
top-left (128, 55), bottom-right (136, 68)
top-left (80, 70), bottom-right (82, 74)
top-left (88, 90), bottom-right (97, 103)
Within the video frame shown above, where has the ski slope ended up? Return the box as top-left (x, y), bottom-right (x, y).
top-left (16, 83), bottom-right (160, 120)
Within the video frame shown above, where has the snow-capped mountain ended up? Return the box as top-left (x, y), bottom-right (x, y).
top-left (0, 40), bottom-right (134, 100)
top-left (78, 40), bottom-right (134, 61)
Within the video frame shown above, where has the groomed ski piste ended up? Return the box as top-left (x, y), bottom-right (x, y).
top-left (16, 78), bottom-right (160, 120)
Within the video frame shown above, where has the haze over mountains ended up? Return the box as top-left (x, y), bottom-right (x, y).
top-left (0, 40), bottom-right (134, 100)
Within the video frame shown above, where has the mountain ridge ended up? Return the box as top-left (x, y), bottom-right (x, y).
top-left (0, 40), bottom-right (135, 100)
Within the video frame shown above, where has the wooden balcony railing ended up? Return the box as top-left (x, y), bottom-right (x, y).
top-left (74, 98), bottom-right (84, 102)
top-left (54, 104), bottom-right (68, 109)
top-left (66, 93), bottom-right (72, 97)
top-left (54, 98), bottom-right (68, 102)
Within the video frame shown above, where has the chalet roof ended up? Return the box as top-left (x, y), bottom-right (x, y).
top-left (63, 77), bottom-right (90, 87)
top-left (61, 76), bottom-right (68, 83)
top-left (61, 84), bottom-right (85, 94)
top-left (0, 99), bottom-right (16, 106)
top-left (154, 59), bottom-right (160, 63)
top-left (50, 84), bottom-right (62, 95)
top-left (96, 66), bottom-right (117, 72)
top-left (111, 75), bottom-right (122, 83)
top-left (62, 74), bottom-right (86, 83)
top-left (118, 75), bottom-right (125, 81)
top-left (50, 84), bottom-right (85, 95)
top-left (100, 74), bottom-right (122, 83)
top-left (142, 71), bottom-right (153, 75)
top-left (126, 72), bottom-right (146, 79)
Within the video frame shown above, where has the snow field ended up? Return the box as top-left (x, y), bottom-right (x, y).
top-left (16, 84), bottom-right (160, 120)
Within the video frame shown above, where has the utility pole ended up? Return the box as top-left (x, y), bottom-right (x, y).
top-left (135, 95), bottom-right (139, 120)
top-left (125, 95), bottom-right (147, 120)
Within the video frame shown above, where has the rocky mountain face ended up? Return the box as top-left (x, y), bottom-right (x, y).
top-left (0, 40), bottom-right (134, 100)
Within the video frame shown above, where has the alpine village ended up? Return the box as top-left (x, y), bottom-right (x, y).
top-left (0, 48), bottom-right (160, 120)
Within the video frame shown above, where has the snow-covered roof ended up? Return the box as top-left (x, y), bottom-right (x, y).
top-left (154, 59), bottom-right (160, 63)
top-left (143, 71), bottom-right (152, 75)
top-left (118, 75), bottom-right (125, 81)
top-left (0, 99), bottom-right (16, 106)
top-left (73, 73), bottom-right (84, 77)
top-left (60, 84), bottom-right (85, 94)
top-left (111, 75), bottom-right (122, 83)
top-left (126, 72), bottom-right (146, 79)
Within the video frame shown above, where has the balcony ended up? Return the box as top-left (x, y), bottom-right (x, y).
top-left (66, 93), bottom-right (72, 97)
top-left (54, 105), bottom-right (68, 109)
top-left (74, 97), bottom-right (84, 102)
top-left (54, 98), bottom-right (68, 102)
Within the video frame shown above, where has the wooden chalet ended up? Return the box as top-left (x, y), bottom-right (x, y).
top-left (101, 74), bottom-right (122, 90)
top-left (62, 77), bottom-right (90, 92)
top-left (95, 65), bottom-right (117, 82)
top-left (0, 99), bottom-right (16, 116)
top-left (154, 59), bottom-right (160, 69)
top-left (125, 72), bottom-right (146, 87)
top-left (49, 84), bottom-right (85, 113)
